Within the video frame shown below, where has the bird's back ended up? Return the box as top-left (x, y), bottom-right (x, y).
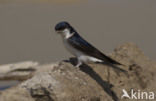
top-left (67, 33), bottom-right (122, 65)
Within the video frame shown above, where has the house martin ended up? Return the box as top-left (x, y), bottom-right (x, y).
top-left (55, 21), bottom-right (123, 68)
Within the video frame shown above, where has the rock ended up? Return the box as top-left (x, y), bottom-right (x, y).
top-left (0, 61), bottom-right (39, 81)
top-left (0, 87), bottom-right (33, 101)
top-left (0, 43), bottom-right (156, 101)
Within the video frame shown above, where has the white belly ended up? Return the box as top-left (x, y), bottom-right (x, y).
top-left (63, 39), bottom-right (102, 63)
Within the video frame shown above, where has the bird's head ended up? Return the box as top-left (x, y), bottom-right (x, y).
top-left (55, 21), bottom-right (75, 39)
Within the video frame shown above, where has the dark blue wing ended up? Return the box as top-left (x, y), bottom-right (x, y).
top-left (67, 34), bottom-right (122, 65)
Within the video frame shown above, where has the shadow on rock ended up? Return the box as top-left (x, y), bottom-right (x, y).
top-left (65, 58), bottom-right (119, 101)
top-left (30, 87), bottom-right (54, 101)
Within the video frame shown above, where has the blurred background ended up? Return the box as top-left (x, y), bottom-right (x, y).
top-left (0, 0), bottom-right (156, 65)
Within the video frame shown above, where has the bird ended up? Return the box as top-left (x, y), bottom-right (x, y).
top-left (55, 21), bottom-right (123, 68)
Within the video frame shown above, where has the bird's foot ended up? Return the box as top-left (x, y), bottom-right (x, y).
top-left (75, 63), bottom-right (81, 68)
top-left (75, 61), bottom-right (82, 68)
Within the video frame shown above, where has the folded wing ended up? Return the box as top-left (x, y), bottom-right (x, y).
top-left (67, 34), bottom-right (122, 65)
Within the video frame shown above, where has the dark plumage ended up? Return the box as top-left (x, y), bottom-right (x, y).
top-left (55, 21), bottom-right (75, 33)
top-left (67, 33), bottom-right (122, 65)
top-left (55, 21), bottom-right (123, 66)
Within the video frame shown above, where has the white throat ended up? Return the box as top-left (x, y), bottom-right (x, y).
top-left (60, 29), bottom-right (74, 39)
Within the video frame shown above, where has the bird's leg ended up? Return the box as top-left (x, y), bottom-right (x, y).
top-left (75, 59), bottom-right (82, 67)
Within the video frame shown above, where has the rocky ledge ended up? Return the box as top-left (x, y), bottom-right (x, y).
top-left (0, 43), bottom-right (156, 101)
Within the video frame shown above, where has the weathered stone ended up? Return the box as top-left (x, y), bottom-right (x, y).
top-left (0, 43), bottom-right (156, 101)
